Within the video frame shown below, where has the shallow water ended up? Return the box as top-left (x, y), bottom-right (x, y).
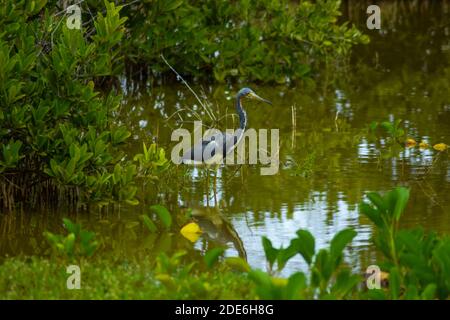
top-left (1, 2), bottom-right (449, 275)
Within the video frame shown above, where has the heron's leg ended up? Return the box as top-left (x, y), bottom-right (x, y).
top-left (205, 167), bottom-right (210, 206)
top-left (213, 168), bottom-right (218, 206)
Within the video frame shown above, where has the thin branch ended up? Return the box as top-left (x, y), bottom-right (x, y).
top-left (160, 54), bottom-right (216, 121)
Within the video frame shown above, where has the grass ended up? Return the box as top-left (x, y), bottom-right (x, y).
top-left (0, 257), bottom-right (256, 300)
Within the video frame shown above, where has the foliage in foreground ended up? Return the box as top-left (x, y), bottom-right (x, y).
top-left (2, 187), bottom-right (448, 300)
top-left (360, 187), bottom-right (450, 299)
top-left (0, 256), bottom-right (255, 299)
top-left (247, 187), bottom-right (449, 300)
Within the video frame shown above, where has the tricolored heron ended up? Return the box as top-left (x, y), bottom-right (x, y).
top-left (181, 88), bottom-right (272, 200)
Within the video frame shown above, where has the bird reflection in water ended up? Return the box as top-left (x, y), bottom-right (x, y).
top-left (184, 205), bottom-right (247, 260)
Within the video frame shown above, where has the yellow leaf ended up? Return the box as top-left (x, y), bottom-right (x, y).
top-left (405, 138), bottom-right (416, 148)
top-left (419, 141), bottom-right (429, 149)
top-left (433, 143), bottom-right (449, 152)
top-left (181, 222), bottom-right (201, 234)
top-left (181, 231), bottom-right (201, 243)
top-left (180, 222), bottom-right (202, 243)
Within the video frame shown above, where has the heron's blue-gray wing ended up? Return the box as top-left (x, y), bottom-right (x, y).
top-left (223, 132), bottom-right (240, 156)
top-left (181, 139), bottom-right (214, 164)
top-left (181, 132), bottom-right (239, 164)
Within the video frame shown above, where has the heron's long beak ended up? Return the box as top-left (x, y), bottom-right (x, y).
top-left (250, 92), bottom-right (272, 105)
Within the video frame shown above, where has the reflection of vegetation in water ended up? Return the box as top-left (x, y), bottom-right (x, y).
top-left (44, 218), bottom-right (98, 259)
top-left (286, 151), bottom-right (316, 178)
top-left (369, 119), bottom-right (406, 143)
top-left (366, 117), bottom-right (449, 163)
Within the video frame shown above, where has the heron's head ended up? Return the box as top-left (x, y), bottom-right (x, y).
top-left (237, 87), bottom-right (272, 105)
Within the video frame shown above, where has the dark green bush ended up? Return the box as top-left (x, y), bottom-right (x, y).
top-left (0, 1), bottom-right (154, 209)
top-left (121, 0), bottom-right (369, 83)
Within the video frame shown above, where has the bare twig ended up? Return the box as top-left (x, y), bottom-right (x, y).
top-left (160, 54), bottom-right (216, 121)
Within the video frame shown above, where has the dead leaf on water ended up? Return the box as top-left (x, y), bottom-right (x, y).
top-left (405, 138), bottom-right (417, 148)
top-left (433, 143), bottom-right (449, 152)
top-left (180, 222), bottom-right (202, 243)
top-left (419, 141), bottom-right (429, 149)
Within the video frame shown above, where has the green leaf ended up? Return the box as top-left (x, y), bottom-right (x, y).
top-left (360, 202), bottom-right (383, 227)
top-left (63, 218), bottom-right (80, 235)
top-left (312, 249), bottom-right (332, 284)
top-left (163, 0), bottom-right (183, 11)
top-left (248, 269), bottom-right (275, 299)
top-left (367, 192), bottom-right (386, 212)
top-left (126, 199), bottom-right (139, 206)
top-left (421, 284), bottom-right (437, 300)
top-left (224, 257), bottom-right (251, 273)
top-left (204, 247), bottom-right (225, 268)
top-left (79, 230), bottom-right (95, 244)
top-left (404, 284), bottom-right (419, 300)
top-left (331, 269), bottom-right (360, 298)
top-left (276, 246), bottom-right (296, 271)
top-left (150, 205), bottom-right (172, 229)
top-left (292, 230), bottom-right (315, 265)
top-left (381, 121), bottom-right (394, 135)
top-left (366, 289), bottom-right (387, 300)
top-left (64, 233), bottom-right (76, 256)
top-left (330, 228), bottom-right (356, 258)
top-left (393, 187), bottom-right (410, 221)
top-left (111, 127), bottom-right (131, 145)
top-left (262, 236), bottom-right (278, 267)
top-left (389, 267), bottom-right (401, 299)
top-left (140, 214), bottom-right (157, 232)
top-left (285, 272), bottom-right (306, 299)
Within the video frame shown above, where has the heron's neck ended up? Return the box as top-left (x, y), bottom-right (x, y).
top-left (236, 97), bottom-right (247, 130)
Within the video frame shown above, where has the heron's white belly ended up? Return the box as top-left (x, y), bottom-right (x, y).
top-left (205, 153), bottom-right (224, 165)
top-left (181, 159), bottom-right (204, 165)
top-left (182, 154), bottom-right (223, 166)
